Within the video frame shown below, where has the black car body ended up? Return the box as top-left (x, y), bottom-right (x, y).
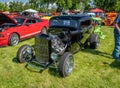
top-left (16, 14), bottom-right (100, 77)
top-left (48, 14), bottom-right (94, 51)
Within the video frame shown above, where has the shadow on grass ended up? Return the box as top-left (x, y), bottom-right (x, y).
top-left (12, 57), bottom-right (60, 77)
top-left (25, 64), bottom-right (61, 77)
top-left (12, 57), bottom-right (19, 63)
top-left (48, 68), bottom-right (61, 78)
top-left (110, 60), bottom-right (120, 69)
top-left (82, 49), bottom-right (112, 59)
top-left (25, 64), bottom-right (45, 73)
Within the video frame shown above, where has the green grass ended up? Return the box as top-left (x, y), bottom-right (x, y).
top-left (0, 26), bottom-right (120, 88)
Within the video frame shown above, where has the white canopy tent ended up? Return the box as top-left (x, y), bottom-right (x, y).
top-left (21, 9), bottom-right (39, 17)
top-left (23, 9), bottom-right (38, 13)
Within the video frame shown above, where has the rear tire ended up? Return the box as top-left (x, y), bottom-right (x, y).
top-left (8, 33), bottom-right (19, 46)
top-left (84, 39), bottom-right (89, 48)
top-left (89, 34), bottom-right (100, 49)
top-left (16, 44), bottom-right (33, 63)
top-left (58, 52), bottom-right (74, 77)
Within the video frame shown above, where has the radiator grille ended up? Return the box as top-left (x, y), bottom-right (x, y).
top-left (35, 34), bottom-right (50, 63)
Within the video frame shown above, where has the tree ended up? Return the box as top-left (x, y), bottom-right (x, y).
top-left (9, 1), bottom-right (24, 12)
top-left (69, 0), bottom-right (90, 12)
top-left (6, 0), bottom-right (93, 13)
top-left (0, 2), bottom-right (9, 12)
top-left (114, 0), bottom-right (120, 12)
top-left (28, 0), bottom-right (55, 12)
top-left (94, 0), bottom-right (117, 12)
top-left (27, 0), bottom-right (91, 13)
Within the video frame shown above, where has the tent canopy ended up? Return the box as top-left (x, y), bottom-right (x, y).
top-left (23, 9), bottom-right (38, 13)
top-left (90, 8), bottom-right (103, 13)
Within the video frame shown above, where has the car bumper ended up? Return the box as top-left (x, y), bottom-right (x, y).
top-left (0, 37), bottom-right (8, 46)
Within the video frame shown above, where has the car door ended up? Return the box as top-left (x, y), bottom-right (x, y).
top-left (12, 18), bottom-right (31, 39)
top-left (29, 18), bottom-right (42, 35)
top-left (19, 19), bottom-right (33, 38)
top-left (24, 18), bottom-right (42, 37)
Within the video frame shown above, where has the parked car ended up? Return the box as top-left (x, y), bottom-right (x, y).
top-left (41, 13), bottom-right (53, 20)
top-left (0, 12), bottom-right (48, 46)
top-left (16, 14), bottom-right (100, 77)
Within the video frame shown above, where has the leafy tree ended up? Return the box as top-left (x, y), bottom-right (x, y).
top-left (115, 0), bottom-right (120, 12)
top-left (0, 2), bottom-right (9, 11)
top-left (27, 0), bottom-right (91, 12)
top-left (93, 0), bottom-right (117, 12)
top-left (9, 1), bottom-right (24, 12)
top-left (56, 0), bottom-right (73, 11)
top-left (4, 2), bottom-right (9, 11)
top-left (5, 0), bottom-right (93, 13)
top-left (23, 2), bottom-right (31, 10)
top-left (29, 0), bottom-right (37, 9)
top-left (0, 3), bottom-right (5, 11)
top-left (69, 0), bottom-right (90, 12)
top-left (28, 0), bottom-right (52, 12)
top-left (82, 0), bottom-right (91, 11)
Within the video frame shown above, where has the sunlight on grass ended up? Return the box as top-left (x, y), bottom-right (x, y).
top-left (0, 26), bottom-right (120, 88)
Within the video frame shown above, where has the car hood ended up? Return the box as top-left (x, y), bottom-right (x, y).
top-left (0, 13), bottom-right (18, 32)
top-left (0, 12), bottom-right (17, 25)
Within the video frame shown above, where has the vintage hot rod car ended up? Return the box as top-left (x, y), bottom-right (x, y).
top-left (0, 12), bottom-right (48, 46)
top-left (16, 14), bottom-right (100, 77)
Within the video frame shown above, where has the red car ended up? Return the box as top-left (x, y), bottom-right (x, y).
top-left (0, 12), bottom-right (48, 46)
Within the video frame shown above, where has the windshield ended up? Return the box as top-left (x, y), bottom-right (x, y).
top-left (13, 18), bottom-right (25, 25)
top-left (49, 19), bottom-right (78, 28)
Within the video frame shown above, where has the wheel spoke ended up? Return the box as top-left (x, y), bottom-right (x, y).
top-left (65, 56), bottom-right (74, 74)
top-left (22, 48), bottom-right (33, 62)
top-left (11, 35), bottom-right (18, 45)
top-left (58, 52), bottom-right (74, 77)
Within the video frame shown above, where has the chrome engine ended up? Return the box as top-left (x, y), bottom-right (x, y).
top-left (50, 34), bottom-right (67, 55)
top-left (35, 31), bottom-right (71, 63)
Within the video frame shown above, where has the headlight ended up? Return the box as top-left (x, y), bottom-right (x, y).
top-left (51, 52), bottom-right (58, 60)
top-left (0, 34), bottom-right (4, 37)
top-left (26, 47), bottom-right (32, 54)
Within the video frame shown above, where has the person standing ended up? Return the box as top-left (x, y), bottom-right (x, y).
top-left (112, 13), bottom-right (120, 61)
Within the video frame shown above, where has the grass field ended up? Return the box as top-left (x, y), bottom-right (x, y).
top-left (0, 26), bottom-right (120, 88)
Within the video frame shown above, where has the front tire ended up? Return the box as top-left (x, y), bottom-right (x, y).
top-left (16, 44), bottom-right (33, 63)
top-left (58, 52), bottom-right (74, 77)
top-left (8, 33), bottom-right (19, 46)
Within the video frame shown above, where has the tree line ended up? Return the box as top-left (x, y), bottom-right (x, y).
top-left (0, 0), bottom-right (120, 12)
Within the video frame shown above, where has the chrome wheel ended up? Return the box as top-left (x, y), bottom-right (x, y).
top-left (9, 33), bottom-right (19, 46)
top-left (65, 55), bottom-right (74, 74)
top-left (17, 44), bottom-right (33, 63)
top-left (58, 52), bottom-right (74, 77)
